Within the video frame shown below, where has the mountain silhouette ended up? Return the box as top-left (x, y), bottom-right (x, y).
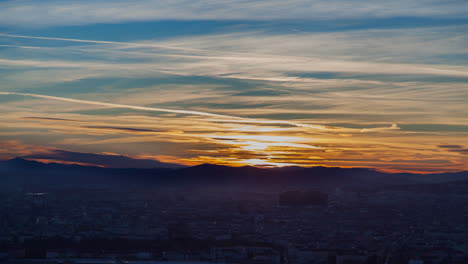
top-left (1, 158), bottom-right (467, 190)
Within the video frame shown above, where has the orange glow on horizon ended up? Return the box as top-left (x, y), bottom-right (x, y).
top-left (26, 158), bottom-right (105, 167)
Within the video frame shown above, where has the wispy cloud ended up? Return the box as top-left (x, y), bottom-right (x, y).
top-left (2, 30), bottom-right (468, 78)
top-left (0, 92), bottom-right (329, 129)
top-left (360, 123), bottom-right (399, 133)
top-left (1, 8), bottom-right (467, 173)
top-left (0, 0), bottom-right (466, 27)
top-left (24, 149), bottom-right (184, 168)
top-left (0, 140), bottom-right (54, 159)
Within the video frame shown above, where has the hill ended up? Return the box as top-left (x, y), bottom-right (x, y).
top-left (1, 158), bottom-right (467, 190)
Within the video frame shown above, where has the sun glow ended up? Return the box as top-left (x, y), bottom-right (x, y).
top-left (207, 134), bottom-right (313, 142)
top-left (238, 141), bottom-right (319, 152)
top-left (237, 158), bottom-right (298, 167)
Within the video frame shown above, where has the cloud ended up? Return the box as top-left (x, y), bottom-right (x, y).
top-left (438, 144), bottom-right (468, 155)
top-left (0, 0), bottom-right (466, 27)
top-left (24, 149), bottom-right (185, 168)
top-left (1, 20), bottom-right (467, 173)
top-left (0, 140), bottom-right (54, 159)
top-left (82, 126), bottom-right (164, 133)
top-left (451, 149), bottom-right (468, 155)
top-left (2, 32), bottom-right (468, 79)
top-left (360, 123), bottom-right (400, 133)
top-left (438, 144), bottom-right (463, 149)
top-left (0, 92), bottom-right (327, 129)
top-left (23, 117), bottom-right (82, 122)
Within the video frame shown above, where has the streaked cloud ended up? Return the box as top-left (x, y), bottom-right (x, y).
top-left (0, 2), bottom-right (467, 173)
top-left (0, 92), bottom-right (327, 129)
top-left (0, 0), bottom-right (466, 27)
top-left (24, 149), bottom-right (185, 168)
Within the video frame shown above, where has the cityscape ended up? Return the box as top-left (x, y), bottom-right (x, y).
top-left (1, 0), bottom-right (468, 263)
top-left (0, 159), bottom-right (468, 263)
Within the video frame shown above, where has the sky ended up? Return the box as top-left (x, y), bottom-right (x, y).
top-left (0, 0), bottom-right (467, 173)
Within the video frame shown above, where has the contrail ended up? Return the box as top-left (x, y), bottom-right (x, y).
top-left (0, 33), bottom-right (204, 53)
top-left (4, 33), bottom-right (466, 78)
top-left (0, 33), bottom-right (263, 59)
top-left (0, 92), bottom-right (325, 129)
top-left (0, 33), bottom-right (312, 60)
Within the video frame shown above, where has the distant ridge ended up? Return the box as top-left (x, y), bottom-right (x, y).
top-left (5, 157), bottom-right (45, 167)
top-left (1, 158), bottom-right (467, 189)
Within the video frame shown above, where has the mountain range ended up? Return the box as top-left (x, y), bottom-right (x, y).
top-left (1, 158), bottom-right (468, 190)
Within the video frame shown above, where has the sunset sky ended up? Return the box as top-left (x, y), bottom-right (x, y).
top-left (1, 0), bottom-right (467, 173)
